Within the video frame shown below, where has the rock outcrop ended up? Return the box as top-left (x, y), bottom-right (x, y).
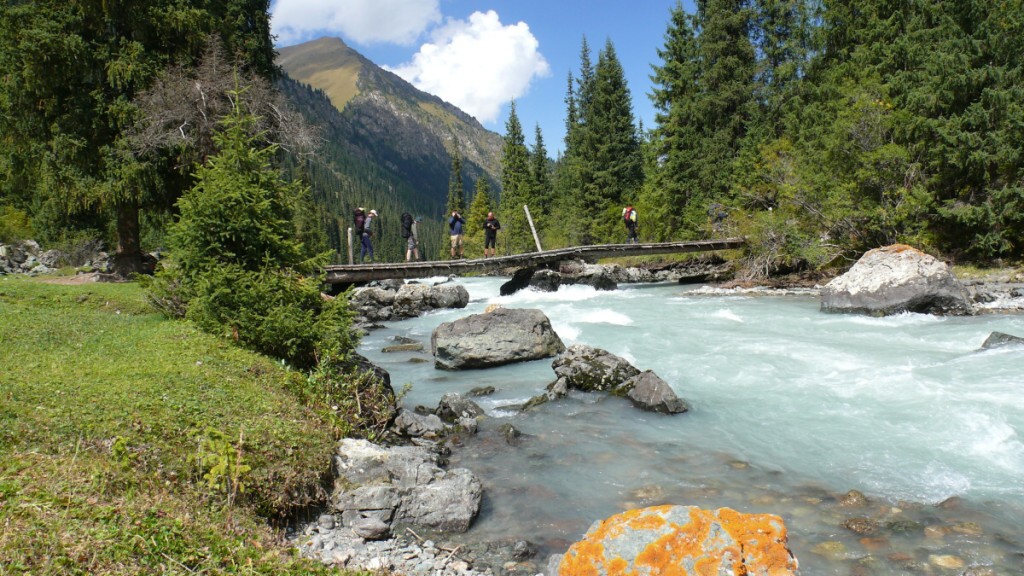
top-left (820, 244), bottom-right (972, 316)
top-left (1, 239), bottom-right (120, 276)
top-left (332, 439), bottom-right (483, 535)
top-left (350, 280), bottom-right (470, 327)
top-left (552, 505), bottom-right (799, 576)
top-left (431, 307), bottom-right (565, 370)
top-left (501, 258), bottom-right (734, 295)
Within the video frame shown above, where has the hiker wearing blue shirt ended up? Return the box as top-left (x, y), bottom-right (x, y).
top-left (448, 210), bottom-right (466, 259)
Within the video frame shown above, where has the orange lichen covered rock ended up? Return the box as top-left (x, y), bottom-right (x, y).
top-left (558, 505), bottom-right (799, 576)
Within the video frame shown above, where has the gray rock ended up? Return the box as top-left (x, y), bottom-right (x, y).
top-left (351, 286), bottom-right (398, 322)
top-left (621, 370), bottom-right (690, 414)
top-left (351, 517), bottom-right (391, 540)
top-left (432, 307), bottom-right (565, 370)
top-left (395, 468), bottom-right (483, 533)
top-left (392, 409), bottom-right (447, 438)
top-left (317, 514), bottom-right (337, 530)
top-left (38, 249), bottom-right (66, 268)
top-left (529, 269), bottom-right (563, 292)
top-left (382, 342), bottom-right (424, 353)
top-left (821, 244), bottom-right (972, 316)
top-left (19, 255), bottom-right (39, 271)
top-left (549, 344), bottom-right (640, 395)
top-left (394, 283), bottom-right (470, 318)
top-left (0, 244), bottom-right (23, 265)
top-left (498, 423), bottom-right (522, 445)
top-left (456, 416), bottom-right (479, 434)
top-left (334, 484), bottom-right (401, 512)
top-left (980, 331), bottom-right (1024, 349)
top-left (575, 267), bottom-right (617, 291)
top-left (545, 554), bottom-right (564, 576)
top-left (436, 393), bottom-right (485, 422)
top-left (331, 439), bottom-right (482, 535)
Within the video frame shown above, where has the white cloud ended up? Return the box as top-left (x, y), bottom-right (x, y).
top-left (386, 10), bottom-right (550, 125)
top-left (271, 0), bottom-right (441, 46)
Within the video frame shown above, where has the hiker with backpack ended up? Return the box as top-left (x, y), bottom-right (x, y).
top-left (401, 212), bottom-right (420, 262)
top-left (358, 208), bottom-right (377, 263)
top-left (483, 211), bottom-right (501, 258)
top-left (623, 205), bottom-right (638, 244)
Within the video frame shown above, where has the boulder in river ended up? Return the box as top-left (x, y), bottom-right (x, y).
top-left (535, 345), bottom-right (690, 415)
top-left (980, 331), bottom-right (1024, 350)
top-left (551, 505), bottom-right (799, 576)
top-left (431, 307), bottom-right (565, 370)
top-left (820, 244), bottom-right (972, 316)
top-left (549, 344), bottom-right (640, 394)
top-left (622, 370), bottom-right (690, 414)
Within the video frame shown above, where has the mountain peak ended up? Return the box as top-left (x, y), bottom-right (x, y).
top-left (276, 36), bottom-right (503, 217)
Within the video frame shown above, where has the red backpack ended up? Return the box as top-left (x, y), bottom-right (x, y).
top-left (353, 208), bottom-right (365, 233)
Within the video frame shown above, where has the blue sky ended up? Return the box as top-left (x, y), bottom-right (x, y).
top-left (270, 0), bottom-right (695, 156)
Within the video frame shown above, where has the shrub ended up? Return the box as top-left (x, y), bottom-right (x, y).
top-left (0, 205), bottom-right (34, 243)
top-left (184, 265), bottom-right (355, 370)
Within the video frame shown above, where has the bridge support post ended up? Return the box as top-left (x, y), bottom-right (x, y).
top-left (347, 227), bottom-right (354, 265)
top-left (524, 204), bottom-right (543, 252)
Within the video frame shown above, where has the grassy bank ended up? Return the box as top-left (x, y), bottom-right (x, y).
top-left (0, 276), bottom-right (365, 574)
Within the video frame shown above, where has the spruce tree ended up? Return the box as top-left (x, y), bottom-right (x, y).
top-left (641, 1), bottom-right (756, 240)
top-left (585, 39), bottom-right (643, 242)
top-left (464, 178), bottom-right (495, 258)
top-left (446, 150), bottom-right (465, 214)
top-left (530, 124), bottom-right (553, 217)
top-left (152, 96), bottom-right (353, 369)
top-left (499, 101), bottom-right (533, 254)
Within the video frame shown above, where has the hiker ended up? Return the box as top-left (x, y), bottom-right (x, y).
top-left (449, 210), bottom-right (466, 259)
top-left (401, 212), bottom-right (420, 262)
top-left (708, 203), bottom-right (728, 233)
top-left (623, 205), bottom-right (638, 244)
top-left (483, 211), bottom-right (501, 258)
top-left (360, 209), bottom-right (377, 263)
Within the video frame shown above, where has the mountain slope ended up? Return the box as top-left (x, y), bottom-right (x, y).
top-left (277, 37), bottom-right (503, 207)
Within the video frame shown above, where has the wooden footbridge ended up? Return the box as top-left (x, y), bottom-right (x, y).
top-left (324, 238), bottom-right (745, 285)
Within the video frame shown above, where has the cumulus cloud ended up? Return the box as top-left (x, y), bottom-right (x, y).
top-left (386, 10), bottom-right (550, 125)
top-left (271, 0), bottom-right (441, 46)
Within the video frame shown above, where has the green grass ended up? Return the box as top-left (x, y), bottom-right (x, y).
top-left (951, 263), bottom-right (1024, 281)
top-left (0, 276), bottom-right (369, 575)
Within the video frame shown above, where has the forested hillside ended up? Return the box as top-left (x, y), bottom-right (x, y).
top-left (2, 1), bottom-right (1021, 273)
top-left (523, 0), bottom-right (1024, 278)
top-left (276, 37), bottom-right (504, 262)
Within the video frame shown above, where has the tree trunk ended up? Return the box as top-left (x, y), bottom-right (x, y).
top-left (112, 199), bottom-right (144, 278)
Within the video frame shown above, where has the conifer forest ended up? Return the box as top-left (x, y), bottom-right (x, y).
top-left (2, 1), bottom-right (1022, 277)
